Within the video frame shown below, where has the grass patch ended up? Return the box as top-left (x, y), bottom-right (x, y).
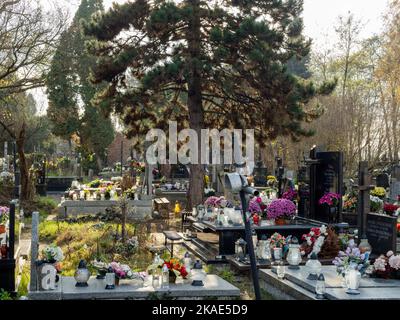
top-left (38, 220), bottom-right (153, 276)
top-left (17, 264), bottom-right (30, 298)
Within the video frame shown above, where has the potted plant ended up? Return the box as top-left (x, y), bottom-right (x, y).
top-left (267, 199), bottom-right (296, 225)
top-left (383, 203), bottom-right (399, 216)
top-left (0, 206), bottom-right (9, 234)
top-left (371, 187), bottom-right (386, 200)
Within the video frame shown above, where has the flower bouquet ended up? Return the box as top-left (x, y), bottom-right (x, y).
top-left (267, 199), bottom-right (296, 224)
top-left (343, 193), bottom-right (357, 212)
top-left (41, 244), bottom-right (64, 263)
top-left (268, 232), bottom-right (286, 249)
top-left (370, 251), bottom-right (400, 279)
top-left (370, 196), bottom-right (383, 213)
top-left (332, 239), bottom-right (370, 278)
top-left (319, 192), bottom-right (341, 207)
top-left (108, 262), bottom-right (135, 284)
top-left (163, 258), bottom-right (188, 283)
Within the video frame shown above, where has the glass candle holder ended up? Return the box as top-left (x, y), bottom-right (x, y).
top-left (277, 261), bottom-right (285, 279)
top-left (105, 272), bottom-right (115, 290)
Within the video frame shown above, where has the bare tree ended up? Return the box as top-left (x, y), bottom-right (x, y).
top-left (0, 0), bottom-right (67, 99)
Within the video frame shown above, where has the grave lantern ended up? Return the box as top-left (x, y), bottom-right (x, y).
top-left (305, 253), bottom-right (322, 280)
top-left (191, 260), bottom-right (206, 286)
top-left (315, 274), bottom-right (326, 299)
top-left (105, 271), bottom-right (115, 290)
top-left (74, 260), bottom-right (90, 287)
top-left (235, 238), bottom-right (247, 262)
top-left (286, 237), bottom-right (302, 269)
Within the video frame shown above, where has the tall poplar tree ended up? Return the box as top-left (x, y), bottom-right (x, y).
top-left (47, 0), bottom-right (114, 169)
top-left (83, 0), bottom-right (334, 206)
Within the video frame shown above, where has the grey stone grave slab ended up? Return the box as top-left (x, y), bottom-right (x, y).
top-left (29, 275), bottom-right (240, 300)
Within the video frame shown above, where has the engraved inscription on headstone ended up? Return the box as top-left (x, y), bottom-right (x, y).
top-left (366, 213), bottom-right (397, 255)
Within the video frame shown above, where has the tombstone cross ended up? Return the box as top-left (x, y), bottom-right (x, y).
top-left (357, 162), bottom-right (375, 240)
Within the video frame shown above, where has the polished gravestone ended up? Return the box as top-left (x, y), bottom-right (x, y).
top-left (260, 265), bottom-right (400, 300)
top-left (366, 212), bottom-right (397, 255)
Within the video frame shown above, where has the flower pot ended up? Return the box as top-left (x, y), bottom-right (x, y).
top-left (115, 277), bottom-right (120, 286)
top-left (0, 224), bottom-right (6, 234)
top-left (0, 244), bottom-right (7, 259)
top-left (275, 218), bottom-right (287, 225)
top-left (169, 272), bottom-right (177, 284)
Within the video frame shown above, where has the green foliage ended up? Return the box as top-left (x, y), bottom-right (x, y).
top-left (47, 0), bottom-right (114, 166)
top-left (35, 196), bottom-right (58, 213)
top-left (17, 264), bottom-right (30, 298)
top-left (83, 0), bottom-right (335, 146)
top-left (0, 289), bottom-right (12, 300)
top-left (38, 220), bottom-right (151, 276)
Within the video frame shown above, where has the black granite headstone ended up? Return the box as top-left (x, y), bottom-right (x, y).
top-left (253, 161), bottom-right (268, 187)
top-left (366, 213), bottom-right (397, 256)
top-left (313, 152), bottom-right (343, 223)
top-left (376, 173), bottom-right (390, 189)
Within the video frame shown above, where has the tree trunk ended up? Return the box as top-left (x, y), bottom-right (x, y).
top-left (186, 0), bottom-right (205, 209)
top-left (16, 122), bottom-right (33, 201)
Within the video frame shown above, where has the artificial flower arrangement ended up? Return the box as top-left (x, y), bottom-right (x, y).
top-left (370, 195), bottom-right (383, 213)
top-left (300, 226), bottom-right (340, 259)
top-left (123, 186), bottom-right (137, 200)
top-left (332, 239), bottom-right (370, 277)
top-left (319, 192), bottom-right (341, 207)
top-left (268, 232), bottom-right (286, 249)
top-left (0, 206), bottom-right (9, 225)
top-left (371, 187), bottom-right (386, 199)
top-left (163, 258), bottom-right (189, 279)
top-left (40, 244), bottom-right (64, 273)
top-left (148, 257), bottom-right (188, 282)
top-left (267, 198), bottom-right (297, 220)
top-left (301, 225), bottom-right (328, 258)
top-left (383, 203), bottom-right (399, 216)
top-left (108, 261), bottom-right (135, 280)
top-left (41, 244), bottom-right (64, 263)
top-left (369, 251), bottom-right (400, 279)
top-left (343, 193), bottom-right (357, 212)
top-left (204, 196), bottom-right (232, 208)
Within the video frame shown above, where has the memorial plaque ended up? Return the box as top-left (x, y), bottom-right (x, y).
top-left (376, 173), bottom-right (389, 189)
top-left (366, 213), bottom-right (397, 256)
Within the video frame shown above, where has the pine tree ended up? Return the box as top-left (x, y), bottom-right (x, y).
top-left (47, 0), bottom-right (114, 169)
top-left (83, 0), bottom-right (335, 207)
